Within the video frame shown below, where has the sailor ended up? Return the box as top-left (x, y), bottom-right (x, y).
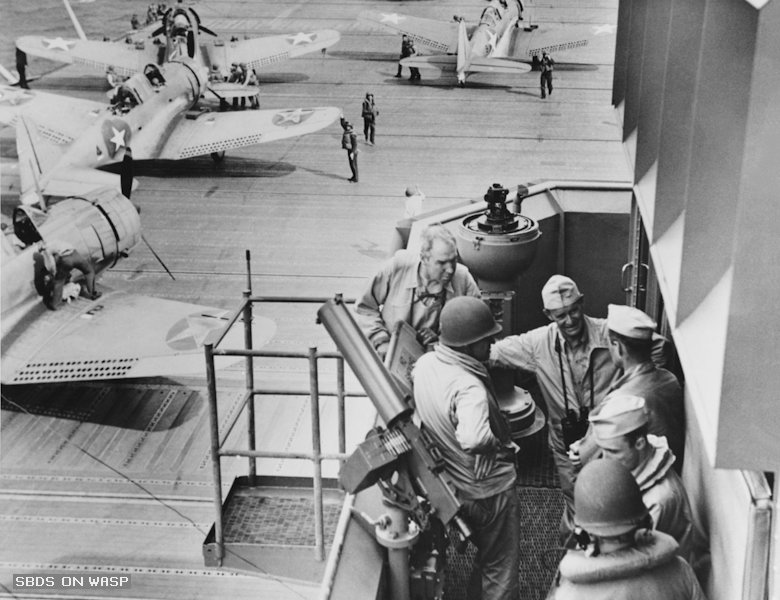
top-left (540, 51), bottom-right (554, 98)
top-left (361, 92), bottom-right (378, 145)
top-left (413, 296), bottom-right (520, 600)
top-left (571, 304), bottom-right (685, 471)
top-left (549, 459), bottom-right (705, 600)
top-left (403, 185), bottom-right (425, 219)
top-left (33, 241), bottom-right (99, 309)
top-left (15, 47), bottom-right (29, 89)
top-left (396, 35), bottom-right (413, 78)
top-left (356, 224), bottom-right (481, 359)
top-left (131, 13), bottom-right (141, 30)
top-left (339, 117), bottom-right (359, 182)
top-left (588, 394), bottom-right (694, 562)
top-left (489, 275), bottom-right (621, 540)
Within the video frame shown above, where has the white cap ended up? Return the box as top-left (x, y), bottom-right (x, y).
top-left (541, 275), bottom-right (582, 310)
top-left (607, 304), bottom-right (656, 340)
top-left (589, 395), bottom-right (648, 440)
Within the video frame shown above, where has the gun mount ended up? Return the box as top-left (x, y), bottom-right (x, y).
top-left (317, 295), bottom-right (471, 600)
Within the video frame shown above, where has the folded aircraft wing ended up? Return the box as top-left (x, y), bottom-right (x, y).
top-left (158, 106), bottom-right (340, 160)
top-left (505, 23), bottom-right (617, 62)
top-left (0, 85), bottom-right (104, 136)
top-left (358, 10), bottom-right (458, 54)
top-left (205, 30), bottom-right (341, 72)
top-left (1, 290), bottom-right (276, 385)
top-left (16, 36), bottom-right (156, 77)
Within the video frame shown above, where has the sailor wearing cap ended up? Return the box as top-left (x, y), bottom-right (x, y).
top-left (572, 304), bottom-right (684, 471)
top-left (489, 275), bottom-right (621, 539)
top-left (589, 394), bottom-right (694, 561)
top-left (605, 304), bottom-right (685, 467)
top-left (403, 184), bottom-right (425, 219)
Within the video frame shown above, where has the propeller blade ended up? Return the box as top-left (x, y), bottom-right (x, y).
top-left (142, 234), bottom-right (176, 280)
top-left (121, 147), bottom-right (134, 199)
top-left (199, 24), bottom-right (218, 37)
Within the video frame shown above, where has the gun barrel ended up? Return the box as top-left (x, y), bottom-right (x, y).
top-left (317, 296), bottom-right (413, 427)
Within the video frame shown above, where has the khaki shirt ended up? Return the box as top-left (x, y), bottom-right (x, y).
top-left (355, 249), bottom-right (481, 352)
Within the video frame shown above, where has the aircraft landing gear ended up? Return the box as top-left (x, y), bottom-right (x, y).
top-left (211, 151), bottom-right (225, 163)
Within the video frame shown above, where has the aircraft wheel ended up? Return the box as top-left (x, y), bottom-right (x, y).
top-left (211, 151), bottom-right (225, 163)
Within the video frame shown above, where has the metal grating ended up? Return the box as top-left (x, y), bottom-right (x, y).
top-left (222, 493), bottom-right (342, 546)
top-left (445, 488), bottom-right (565, 600)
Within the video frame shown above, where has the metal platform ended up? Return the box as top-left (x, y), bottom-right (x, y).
top-left (203, 477), bottom-right (344, 582)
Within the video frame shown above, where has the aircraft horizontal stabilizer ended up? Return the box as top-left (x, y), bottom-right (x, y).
top-left (400, 54), bottom-right (456, 74)
top-left (159, 106), bottom-right (341, 160)
top-left (41, 167), bottom-right (134, 199)
top-left (1, 290), bottom-right (277, 384)
top-left (468, 57), bottom-right (532, 75)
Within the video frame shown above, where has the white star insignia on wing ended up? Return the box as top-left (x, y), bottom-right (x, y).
top-left (380, 13), bottom-right (405, 25)
top-left (0, 88), bottom-right (33, 105)
top-left (593, 24), bottom-right (616, 35)
top-left (110, 126), bottom-right (126, 151)
top-left (43, 37), bottom-right (75, 51)
top-left (276, 108), bottom-right (311, 124)
top-left (287, 32), bottom-right (315, 46)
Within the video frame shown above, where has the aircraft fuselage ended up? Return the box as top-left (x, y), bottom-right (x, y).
top-left (50, 59), bottom-right (206, 174)
top-left (469, 0), bottom-right (520, 60)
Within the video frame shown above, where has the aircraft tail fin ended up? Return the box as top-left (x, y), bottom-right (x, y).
top-left (15, 116), bottom-right (50, 206)
top-left (456, 18), bottom-right (470, 80)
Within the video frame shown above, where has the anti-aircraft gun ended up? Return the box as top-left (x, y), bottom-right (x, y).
top-left (317, 295), bottom-right (471, 600)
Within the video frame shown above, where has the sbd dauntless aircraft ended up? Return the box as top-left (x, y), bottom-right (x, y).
top-left (1, 120), bottom-right (276, 385)
top-left (360, 0), bottom-right (616, 85)
top-left (0, 53), bottom-right (339, 200)
top-left (16, 0), bottom-right (341, 95)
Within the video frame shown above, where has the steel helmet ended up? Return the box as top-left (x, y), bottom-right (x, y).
top-left (574, 459), bottom-right (648, 537)
top-left (439, 297), bottom-right (502, 347)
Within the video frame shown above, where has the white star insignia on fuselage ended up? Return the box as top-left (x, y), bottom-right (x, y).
top-left (287, 32), bottom-right (315, 45)
top-left (43, 37), bottom-right (75, 51)
top-left (110, 127), bottom-right (126, 151)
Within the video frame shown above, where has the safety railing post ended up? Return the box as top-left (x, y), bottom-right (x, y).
top-left (205, 342), bottom-right (224, 566)
top-left (309, 347), bottom-right (325, 562)
top-left (337, 356), bottom-right (346, 458)
top-left (243, 250), bottom-right (256, 485)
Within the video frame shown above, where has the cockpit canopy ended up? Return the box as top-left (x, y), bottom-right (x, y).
top-left (143, 64), bottom-right (165, 86)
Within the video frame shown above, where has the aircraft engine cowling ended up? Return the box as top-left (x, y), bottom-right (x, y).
top-left (36, 189), bottom-right (142, 275)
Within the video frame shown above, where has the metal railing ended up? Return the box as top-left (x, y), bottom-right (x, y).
top-left (204, 251), bottom-right (361, 564)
